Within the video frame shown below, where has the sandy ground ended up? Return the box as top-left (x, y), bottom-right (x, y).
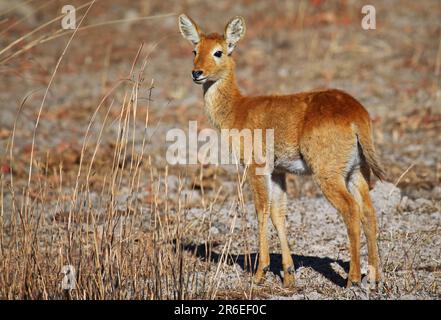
top-left (179, 181), bottom-right (440, 299)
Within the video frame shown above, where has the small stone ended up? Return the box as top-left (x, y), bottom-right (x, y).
top-left (432, 186), bottom-right (441, 199)
top-left (415, 198), bottom-right (432, 207)
top-left (399, 196), bottom-right (409, 209)
top-left (371, 181), bottom-right (401, 214)
top-left (166, 175), bottom-right (180, 190)
top-left (209, 226), bottom-right (220, 235)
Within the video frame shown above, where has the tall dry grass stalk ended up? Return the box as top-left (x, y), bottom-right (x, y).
top-left (0, 30), bottom-right (258, 300)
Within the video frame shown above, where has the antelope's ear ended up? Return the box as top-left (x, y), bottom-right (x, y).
top-left (178, 14), bottom-right (202, 46)
top-left (224, 16), bottom-right (246, 55)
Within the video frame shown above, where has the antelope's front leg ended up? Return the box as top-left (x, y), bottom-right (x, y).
top-left (270, 173), bottom-right (295, 288)
top-left (249, 172), bottom-right (271, 284)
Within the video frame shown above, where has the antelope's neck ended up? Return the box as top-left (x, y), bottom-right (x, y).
top-left (202, 72), bottom-right (241, 130)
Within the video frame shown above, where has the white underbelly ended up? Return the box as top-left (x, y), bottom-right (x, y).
top-left (275, 158), bottom-right (312, 175)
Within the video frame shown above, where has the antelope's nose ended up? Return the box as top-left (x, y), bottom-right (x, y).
top-left (192, 70), bottom-right (203, 79)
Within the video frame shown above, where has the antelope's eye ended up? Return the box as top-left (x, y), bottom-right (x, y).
top-left (192, 50), bottom-right (197, 56)
top-left (214, 50), bottom-right (222, 58)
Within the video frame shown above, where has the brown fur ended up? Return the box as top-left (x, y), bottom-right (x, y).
top-left (179, 14), bottom-right (386, 288)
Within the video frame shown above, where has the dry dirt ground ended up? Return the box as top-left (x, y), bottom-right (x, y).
top-left (0, 0), bottom-right (440, 299)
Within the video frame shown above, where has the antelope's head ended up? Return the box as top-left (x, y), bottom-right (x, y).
top-left (178, 14), bottom-right (246, 84)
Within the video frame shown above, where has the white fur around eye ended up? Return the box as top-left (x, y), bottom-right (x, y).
top-left (212, 47), bottom-right (223, 61)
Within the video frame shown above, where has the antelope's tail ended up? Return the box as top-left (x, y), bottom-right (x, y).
top-left (356, 123), bottom-right (386, 181)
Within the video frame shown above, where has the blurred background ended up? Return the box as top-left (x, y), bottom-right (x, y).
top-left (1, 0), bottom-right (440, 197)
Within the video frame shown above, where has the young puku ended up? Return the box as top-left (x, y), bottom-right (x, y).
top-left (178, 14), bottom-right (386, 288)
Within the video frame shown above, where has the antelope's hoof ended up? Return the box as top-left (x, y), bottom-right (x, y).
top-left (362, 275), bottom-right (382, 291)
top-left (253, 274), bottom-right (265, 285)
top-left (282, 265), bottom-right (296, 288)
top-left (346, 279), bottom-right (362, 288)
top-left (283, 273), bottom-right (295, 288)
top-left (253, 266), bottom-right (269, 285)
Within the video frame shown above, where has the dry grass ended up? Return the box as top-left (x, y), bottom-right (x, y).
top-left (0, 36), bottom-right (260, 299)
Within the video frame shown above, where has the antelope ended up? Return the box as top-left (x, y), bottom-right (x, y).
top-left (178, 14), bottom-right (386, 288)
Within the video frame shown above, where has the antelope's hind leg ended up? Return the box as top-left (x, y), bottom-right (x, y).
top-left (302, 123), bottom-right (363, 287)
top-left (270, 173), bottom-right (295, 288)
top-left (304, 146), bottom-right (362, 286)
top-left (317, 174), bottom-right (362, 287)
top-left (349, 170), bottom-right (381, 286)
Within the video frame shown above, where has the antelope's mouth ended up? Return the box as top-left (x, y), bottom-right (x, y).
top-left (193, 77), bottom-right (207, 84)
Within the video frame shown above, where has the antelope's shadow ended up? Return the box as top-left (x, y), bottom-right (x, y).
top-left (182, 242), bottom-right (350, 288)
